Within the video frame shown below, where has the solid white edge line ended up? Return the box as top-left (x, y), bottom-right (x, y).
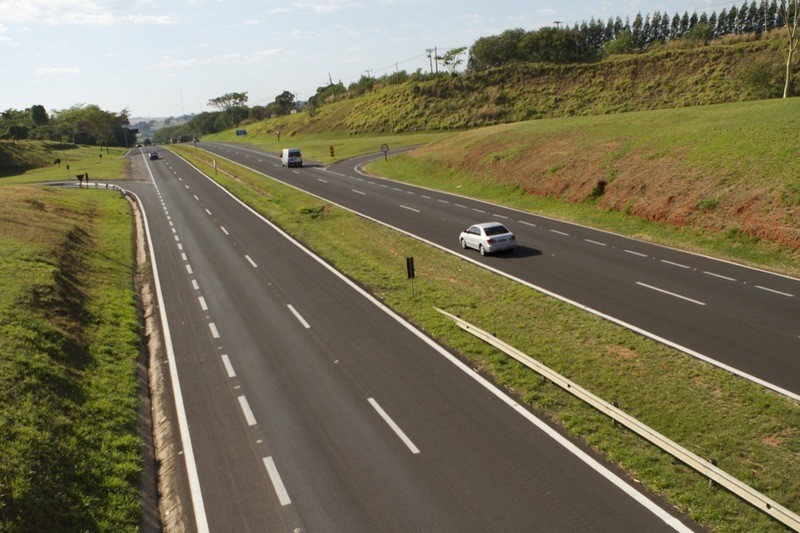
top-left (245, 255), bottom-right (258, 268)
top-left (350, 152), bottom-right (800, 282)
top-left (637, 282), bottom-right (706, 306)
top-left (263, 457), bottom-right (292, 506)
top-left (238, 395), bottom-right (257, 426)
top-left (287, 304), bottom-right (311, 329)
top-left (130, 156), bottom-right (209, 531)
top-left (178, 144), bottom-right (800, 531)
top-left (368, 398), bottom-right (420, 454)
top-left (171, 147), bottom-right (697, 528)
top-left (221, 354), bottom-right (236, 378)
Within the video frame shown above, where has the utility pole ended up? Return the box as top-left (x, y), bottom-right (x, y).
top-left (364, 69), bottom-right (372, 78)
top-left (328, 72), bottom-right (334, 85)
top-left (434, 46), bottom-right (439, 74)
top-left (426, 48), bottom-right (434, 73)
top-left (554, 20), bottom-right (563, 29)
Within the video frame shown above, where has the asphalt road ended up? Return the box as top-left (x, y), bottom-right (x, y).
top-left (123, 148), bottom-right (694, 531)
top-left (196, 142), bottom-right (800, 400)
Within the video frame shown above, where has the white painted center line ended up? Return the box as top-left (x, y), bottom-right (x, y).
top-left (400, 205), bottom-right (420, 213)
top-left (492, 214), bottom-right (509, 219)
top-left (263, 457), bottom-right (292, 506)
top-left (205, 209), bottom-right (212, 216)
top-left (181, 253), bottom-right (188, 261)
top-left (192, 279), bottom-right (200, 290)
top-left (221, 355), bottom-right (236, 377)
top-left (625, 249), bottom-right (648, 258)
top-left (287, 304), bottom-right (311, 329)
top-left (472, 208), bottom-right (486, 213)
top-left (392, 187), bottom-right (403, 192)
top-left (406, 190), bottom-right (415, 195)
top-left (352, 189), bottom-right (366, 195)
top-left (220, 226), bottom-right (229, 236)
top-left (193, 195), bottom-right (199, 201)
top-left (368, 398), bottom-right (420, 454)
top-left (454, 203), bottom-right (467, 208)
top-left (437, 199), bottom-right (450, 204)
top-left (198, 296), bottom-right (208, 311)
top-left (703, 271), bottom-right (737, 282)
top-left (171, 227), bottom-right (177, 234)
top-left (636, 282), bottom-right (706, 306)
top-left (317, 178), bottom-right (328, 183)
top-left (208, 322), bottom-right (220, 338)
top-left (518, 220), bottom-right (537, 227)
top-left (177, 243), bottom-right (183, 251)
top-left (550, 229), bottom-right (571, 236)
top-left (585, 239), bottom-right (607, 246)
top-left (238, 395), bottom-right (257, 426)
top-left (186, 264), bottom-right (193, 275)
top-left (756, 285), bottom-right (795, 297)
top-left (422, 195), bottom-right (432, 199)
top-left (245, 255), bottom-right (258, 268)
top-left (292, 170), bottom-right (300, 174)
top-left (184, 184), bottom-right (189, 190)
top-left (661, 260), bottom-right (690, 269)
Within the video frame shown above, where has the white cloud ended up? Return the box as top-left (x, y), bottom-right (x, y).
top-left (158, 49), bottom-right (281, 69)
top-left (0, 0), bottom-right (172, 25)
top-left (291, 0), bottom-right (363, 14)
top-left (35, 65), bottom-right (81, 75)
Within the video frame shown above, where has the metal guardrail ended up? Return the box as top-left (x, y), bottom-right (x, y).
top-left (435, 307), bottom-right (800, 531)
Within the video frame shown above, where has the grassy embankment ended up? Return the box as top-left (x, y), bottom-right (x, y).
top-left (0, 150), bottom-right (142, 530)
top-left (171, 142), bottom-right (800, 532)
top-left (203, 32), bottom-right (786, 140)
top-left (367, 98), bottom-right (800, 274)
top-left (0, 141), bottom-right (130, 185)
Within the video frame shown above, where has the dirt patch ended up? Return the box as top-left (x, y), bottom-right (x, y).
top-left (129, 194), bottom-right (187, 532)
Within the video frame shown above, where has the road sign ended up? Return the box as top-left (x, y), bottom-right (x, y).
top-left (236, 129), bottom-right (247, 136)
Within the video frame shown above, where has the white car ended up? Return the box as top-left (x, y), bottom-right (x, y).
top-left (459, 222), bottom-right (517, 255)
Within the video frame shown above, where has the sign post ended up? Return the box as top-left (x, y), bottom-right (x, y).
top-left (406, 257), bottom-right (415, 298)
top-left (381, 144), bottom-right (389, 161)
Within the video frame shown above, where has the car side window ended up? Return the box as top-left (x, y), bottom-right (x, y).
top-left (469, 226), bottom-right (479, 235)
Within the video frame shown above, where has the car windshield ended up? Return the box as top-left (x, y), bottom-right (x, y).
top-left (484, 225), bottom-right (509, 236)
top-left (288, 150), bottom-right (301, 156)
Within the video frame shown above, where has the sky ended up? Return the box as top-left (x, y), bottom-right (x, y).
top-left (1, 0), bottom-right (732, 119)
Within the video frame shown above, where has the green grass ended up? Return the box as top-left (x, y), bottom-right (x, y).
top-left (172, 143), bottom-right (800, 532)
top-left (0, 184), bottom-right (141, 528)
top-left (200, 129), bottom-right (451, 165)
top-left (367, 99), bottom-right (800, 276)
top-left (0, 142), bottom-right (130, 185)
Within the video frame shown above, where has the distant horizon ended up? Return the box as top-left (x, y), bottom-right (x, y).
top-left (2, 0), bottom-right (738, 117)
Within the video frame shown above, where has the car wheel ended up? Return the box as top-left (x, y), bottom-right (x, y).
top-left (460, 238), bottom-right (467, 249)
top-left (479, 245), bottom-right (486, 256)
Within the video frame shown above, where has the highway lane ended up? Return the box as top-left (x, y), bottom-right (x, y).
top-left (197, 142), bottom-right (800, 399)
top-left (125, 148), bottom-right (693, 531)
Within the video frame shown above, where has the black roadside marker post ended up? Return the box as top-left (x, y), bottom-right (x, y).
top-left (406, 257), bottom-right (415, 298)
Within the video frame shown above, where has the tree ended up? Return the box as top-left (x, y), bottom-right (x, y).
top-left (782, 0), bottom-right (800, 97)
top-left (468, 28), bottom-right (525, 70)
top-left (439, 47), bottom-right (467, 72)
top-left (273, 90), bottom-right (296, 116)
top-left (31, 105), bottom-right (49, 126)
top-left (207, 92), bottom-right (248, 111)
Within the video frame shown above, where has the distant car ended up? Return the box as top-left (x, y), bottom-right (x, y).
top-left (459, 222), bottom-right (517, 255)
top-left (149, 151), bottom-right (159, 160)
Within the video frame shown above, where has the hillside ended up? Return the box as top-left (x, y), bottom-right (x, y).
top-left (0, 141), bottom-right (78, 176)
top-left (368, 98), bottom-right (800, 258)
top-left (229, 35), bottom-right (787, 137)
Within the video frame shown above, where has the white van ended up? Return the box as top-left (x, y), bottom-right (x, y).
top-left (281, 148), bottom-right (302, 168)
